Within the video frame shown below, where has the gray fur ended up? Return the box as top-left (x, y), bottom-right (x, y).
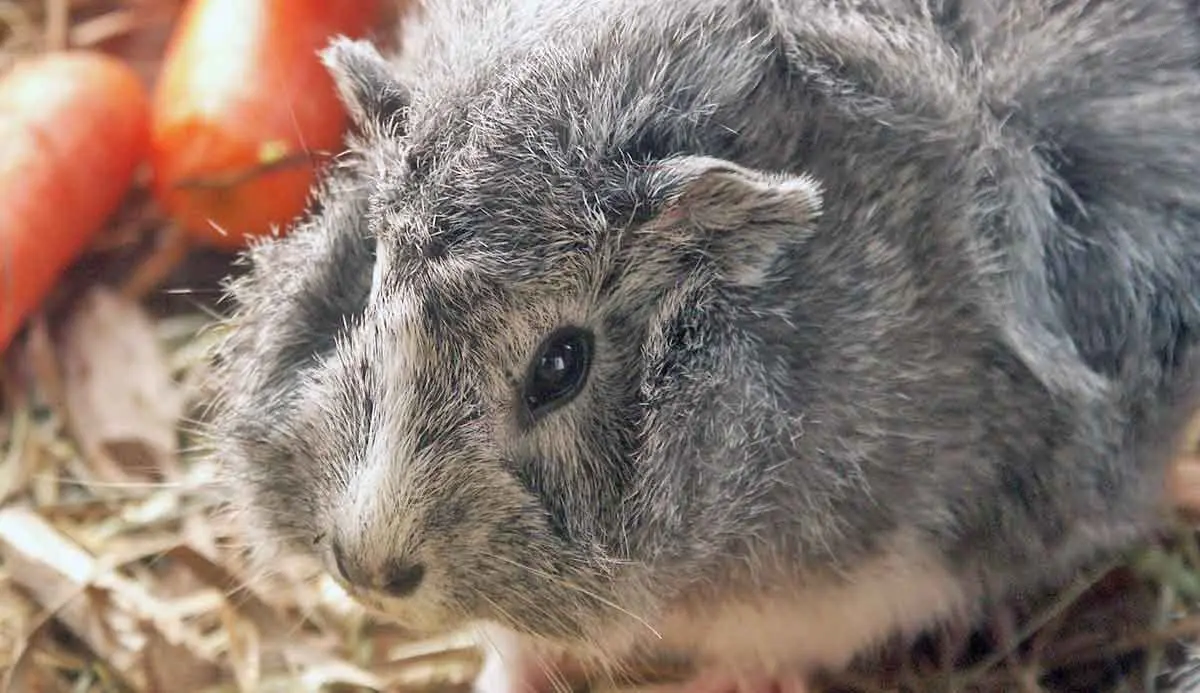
top-left (206, 0), bottom-right (1200, 683)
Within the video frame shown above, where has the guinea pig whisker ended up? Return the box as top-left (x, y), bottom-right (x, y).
top-left (479, 595), bottom-right (577, 693)
top-left (490, 554), bottom-right (662, 641)
top-left (540, 656), bottom-right (577, 693)
top-left (480, 583), bottom-right (567, 643)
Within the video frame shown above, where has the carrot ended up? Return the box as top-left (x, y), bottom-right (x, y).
top-left (0, 51), bottom-right (150, 353)
top-left (149, 0), bottom-right (383, 251)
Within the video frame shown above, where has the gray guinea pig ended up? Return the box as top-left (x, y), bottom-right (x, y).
top-left (205, 0), bottom-right (1200, 691)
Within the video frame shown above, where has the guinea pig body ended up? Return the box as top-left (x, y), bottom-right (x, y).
top-left (207, 0), bottom-right (1200, 690)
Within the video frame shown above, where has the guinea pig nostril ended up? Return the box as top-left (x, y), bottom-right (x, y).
top-left (383, 560), bottom-right (426, 597)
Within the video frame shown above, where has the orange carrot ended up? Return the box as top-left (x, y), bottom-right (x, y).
top-left (0, 51), bottom-right (150, 353)
top-left (149, 0), bottom-right (383, 251)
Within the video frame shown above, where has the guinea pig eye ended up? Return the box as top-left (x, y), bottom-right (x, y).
top-left (522, 327), bottom-right (594, 419)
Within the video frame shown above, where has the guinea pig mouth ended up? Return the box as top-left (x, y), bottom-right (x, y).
top-left (337, 583), bottom-right (464, 636)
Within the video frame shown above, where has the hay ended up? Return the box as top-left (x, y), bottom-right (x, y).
top-left (1, 2), bottom-right (1199, 692)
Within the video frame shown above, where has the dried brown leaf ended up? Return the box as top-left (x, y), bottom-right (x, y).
top-left (0, 505), bottom-right (224, 691)
top-left (163, 544), bottom-right (290, 641)
top-left (0, 505), bottom-right (141, 689)
top-left (5, 613), bottom-right (79, 693)
top-left (57, 286), bottom-right (185, 483)
top-left (141, 618), bottom-right (224, 693)
top-left (23, 315), bottom-right (67, 418)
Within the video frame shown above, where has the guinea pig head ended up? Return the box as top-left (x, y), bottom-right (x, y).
top-left (210, 37), bottom-right (826, 656)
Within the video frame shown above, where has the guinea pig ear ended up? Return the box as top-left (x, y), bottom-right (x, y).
top-left (638, 155), bottom-right (823, 286)
top-left (320, 37), bottom-right (411, 139)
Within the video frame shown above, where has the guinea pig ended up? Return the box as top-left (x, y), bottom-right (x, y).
top-left (204, 0), bottom-right (1200, 691)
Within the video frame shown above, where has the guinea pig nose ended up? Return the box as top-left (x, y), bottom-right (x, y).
top-left (330, 537), bottom-right (425, 597)
top-left (383, 559), bottom-right (426, 597)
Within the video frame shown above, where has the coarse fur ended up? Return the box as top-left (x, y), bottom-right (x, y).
top-left (206, 0), bottom-right (1200, 688)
